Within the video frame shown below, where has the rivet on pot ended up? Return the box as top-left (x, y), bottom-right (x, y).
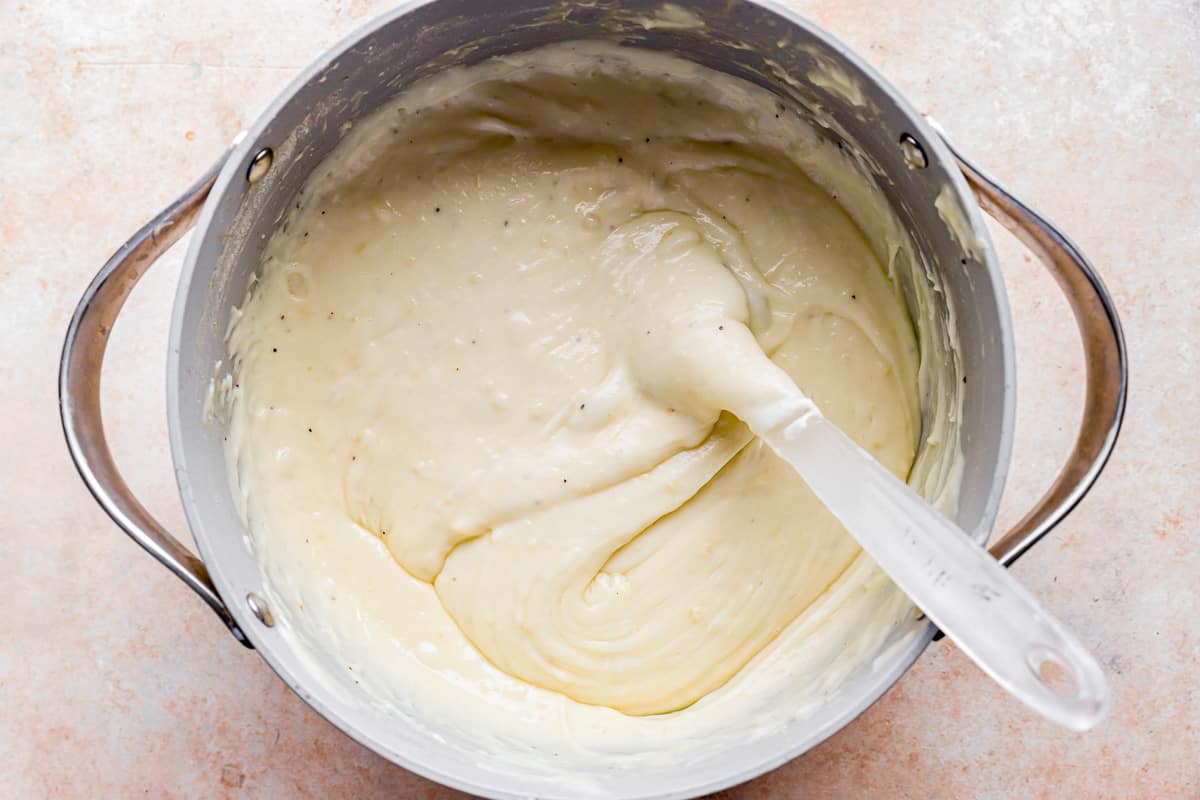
top-left (899, 133), bottom-right (928, 169)
top-left (247, 147), bottom-right (274, 184)
top-left (247, 592), bottom-right (275, 627)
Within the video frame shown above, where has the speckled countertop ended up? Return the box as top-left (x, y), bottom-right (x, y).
top-left (3, 0), bottom-right (1196, 797)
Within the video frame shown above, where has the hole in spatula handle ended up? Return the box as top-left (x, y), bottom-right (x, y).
top-left (1027, 645), bottom-right (1081, 699)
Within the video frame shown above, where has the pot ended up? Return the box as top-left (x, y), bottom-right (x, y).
top-left (60, 1), bottom-right (1127, 797)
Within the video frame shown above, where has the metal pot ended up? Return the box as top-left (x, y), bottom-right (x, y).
top-left (60, 1), bottom-right (1127, 797)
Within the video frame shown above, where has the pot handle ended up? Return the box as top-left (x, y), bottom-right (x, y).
top-left (59, 149), bottom-right (252, 647)
top-left (932, 123), bottom-right (1128, 567)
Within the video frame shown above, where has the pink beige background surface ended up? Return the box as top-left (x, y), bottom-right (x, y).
top-left (3, 0), bottom-right (1197, 797)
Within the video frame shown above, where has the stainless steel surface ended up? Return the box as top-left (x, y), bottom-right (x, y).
top-left (899, 132), bottom-right (929, 169)
top-left (247, 147), bottom-right (273, 184)
top-left (931, 122), bottom-right (1129, 567)
top-left (58, 149), bottom-right (250, 648)
top-left (57, 1), bottom-right (1126, 797)
top-left (247, 593), bottom-right (276, 627)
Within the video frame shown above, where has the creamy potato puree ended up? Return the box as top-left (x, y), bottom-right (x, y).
top-left (224, 43), bottom-right (931, 752)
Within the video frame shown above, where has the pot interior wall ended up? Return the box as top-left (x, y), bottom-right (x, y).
top-left (170, 1), bottom-right (1013, 797)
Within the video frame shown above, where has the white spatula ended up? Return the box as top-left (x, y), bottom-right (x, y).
top-left (744, 395), bottom-right (1110, 731)
top-left (606, 212), bottom-right (1111, 731)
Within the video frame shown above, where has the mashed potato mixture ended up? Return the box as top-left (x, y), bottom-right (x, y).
top-left (223, 42), bottom-right (934, 757)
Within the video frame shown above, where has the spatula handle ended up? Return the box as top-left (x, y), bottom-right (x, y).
top-left (762, 413), bottom-right (1110, 731)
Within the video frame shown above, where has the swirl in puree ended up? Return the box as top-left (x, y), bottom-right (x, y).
top-left (224, 42), bottom-right (928, 745)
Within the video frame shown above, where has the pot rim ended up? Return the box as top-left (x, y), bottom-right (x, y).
top-left (166, 1), bottom-right (1014, 797)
